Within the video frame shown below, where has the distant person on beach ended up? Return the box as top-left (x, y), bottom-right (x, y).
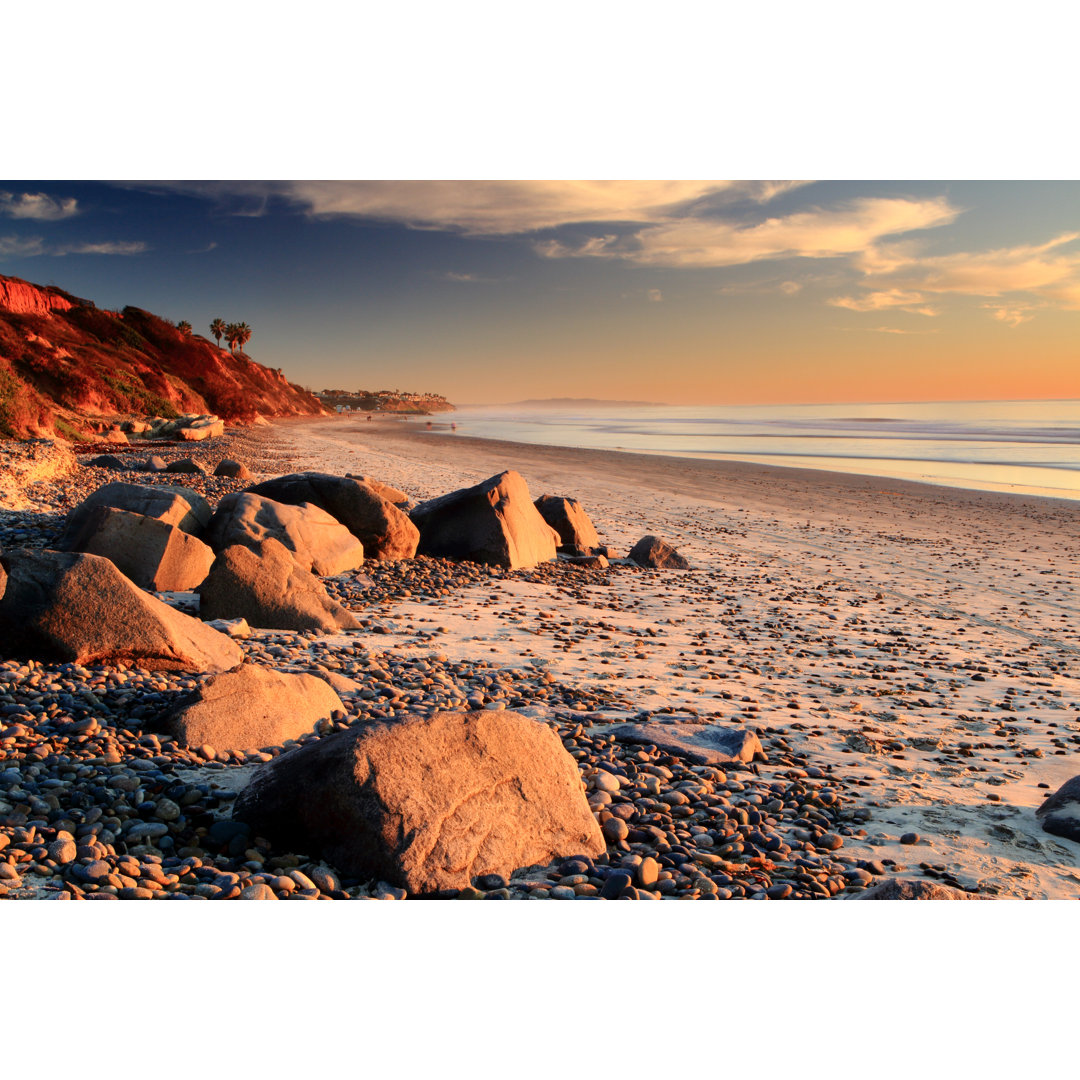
top-left (367, 415), bottom-right (372, 421)
top-left (426, 421), bottom-right (433, 429)
top-left (451, 422), bottom-right (457, 431)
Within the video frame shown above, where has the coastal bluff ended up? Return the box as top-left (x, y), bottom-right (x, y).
top-left (0, 273), bottom-right (325, 440)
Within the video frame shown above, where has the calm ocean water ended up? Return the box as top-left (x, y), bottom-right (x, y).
top-left (442, 400), bottom-right (1080, 501)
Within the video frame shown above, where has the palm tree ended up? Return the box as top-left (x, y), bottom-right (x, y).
top-left (210, 318), bottom-right (226, 347)
top-left (224, 322), bottom-right (240, 353)
top-left (177, 320), bottom-right (192, 335)
top-left (235, 322), bottom-right (252, 354)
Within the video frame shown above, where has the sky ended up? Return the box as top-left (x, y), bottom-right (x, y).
top-left (1, 180), bottom-right (1078, 405)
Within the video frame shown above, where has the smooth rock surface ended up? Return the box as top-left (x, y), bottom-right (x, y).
top-left (63, 506), bottom-right (215, 591)
top-left (609, 721), bottom-right (765, 765)
top-left (232, 708), bottom-right (604, 894)
top-left (1035, 775), bottom-right (1080, 841)
top-left (57, 482), bottom-right (212, 545)
top-left (0, 547), bottom-right (242, 672)
top-left (411, 470), bottom-right (559, 570)
top-left (856, 878), bottom-right (978, 900)
top-left (207, 491), bottom-right (365, 576)
top-left (627, 535), bottom-right (691, 569)
top-left (161, 663), bottom-right (344, 752)
top-left (197, 538), bottom-right (361, 633)
top-left (246, 472), bottom-right (418, 561)
top-left (534, 494), bottom-right (601, 554)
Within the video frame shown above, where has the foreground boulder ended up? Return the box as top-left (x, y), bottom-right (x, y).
top-left (0, 548), bottom-right (242, 672)
top-left (534, 494), bottom-right (601, 554)
top-left (207, 491), bottom-right (365, 576)
top-left (64, 506), bottom-right (216, 591)
top-left (232, 709), bottom-right (604, 894)
top-left (628, 535), bottom-right (691, 569)
top-left (610, 721), bottom-right (764, 765)
top-left (345, 474), bottom-right (411, 507)
top-left (856, 878), bottom-right (977, 900)
top-left (160, 664), bottom-right (345, 752)
top-left (57, 482), bottom-right (212, 547)
top-left (1035, 776), bottom-right (1080, 841)
top-left (246, 472), bottom-right (419, 560)
top-left (198, 538), bottom-right (361, 632)
top-left (410, 470), bottom-right (559, 570)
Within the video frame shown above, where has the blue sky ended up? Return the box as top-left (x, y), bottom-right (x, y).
top-left (2, 180), bottom-right (1078, 404)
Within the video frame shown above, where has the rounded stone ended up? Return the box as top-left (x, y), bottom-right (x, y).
top-left (239, 883), bottom-right (277, 900)
top-left (602, 817), bottom-right (629, 843)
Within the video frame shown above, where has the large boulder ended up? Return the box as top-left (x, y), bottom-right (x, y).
top-left (232, 709), bottom-right (605, 895)
top-left (207, 492), bottom-right (365, 576)
top-left (57, 482), bottom-right (212, 548)
top-left (0, 548), bottom-right (242, 672)
top-left (534, 494), bottom-right (601, 555)
top-left (64, 506), bottom-right (216, 592)
top-left (160, 664), bottom-right (345, 752)
top-left (246, 472), bottom-right (418, 561)
top-left (628, 535), bottom-right (691, 569)
top-left (345, 474), bottom-right (411, 507)
top-left (1035, 775), bottom-right (1080, 841)
top-left (410, 470), bottom-right (559, 570)
top-left (197, 538), bottom-right (361, 633)
top-left (610, 721), bottom-right (764, 765)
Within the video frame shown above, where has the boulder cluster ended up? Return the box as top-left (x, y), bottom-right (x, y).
top-left (0, 459), bottom-right (700, 897)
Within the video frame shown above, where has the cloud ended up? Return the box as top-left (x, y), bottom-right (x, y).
top-left (842, 326), bottom-right (940, 335)
top-left (440, 271), bottom-right (500, 283)
top-left (127, 180), bottom-right (811, 235)
top-left (187, 241), bottom-right (218, 255)
top-left (984, 303), bottom-right (1039, 327)
top-left (778, 280), bottom-right (802, 295)
top-left (0, 191), bottom-right (78, 221)
top-left (0, 235), bottom-right (46, 258)
top-left (828, 288), bottom-right (938, 316)
top-left (0, 236), bottom-right (146, 259)
top-left (647, 288), bottom-right (663, 302)
top-left (861, 232), bottom-right (1080, 298)
top-left (53, 241), bottom-right (148, 256)
top-left (539, 196), bottom-right (960, 268)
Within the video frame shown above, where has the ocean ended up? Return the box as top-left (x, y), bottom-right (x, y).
top-left (440, 399), bottom-right (1080, 501)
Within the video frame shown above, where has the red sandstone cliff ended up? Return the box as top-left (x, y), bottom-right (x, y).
top-left (0, 274), bottom-right (326, 439)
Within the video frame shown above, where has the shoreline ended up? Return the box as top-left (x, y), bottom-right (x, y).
top-left (298, 413), bottom-right (1080, 512)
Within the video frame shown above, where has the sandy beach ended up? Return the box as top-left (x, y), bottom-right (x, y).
top-left (3, 412), bottom-right (1080, 900)
top-left (267, 414), bottom-right (1080, 898)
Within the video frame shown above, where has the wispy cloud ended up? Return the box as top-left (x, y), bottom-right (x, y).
top-left (843, 325), bottom-right (940, 335)
top-left (125, 180), bottom-right (812, 235)
top-left (441, 271), bottom-right (498, 283)
top-left (849, 231), bottom-right (1080, 323)
top-left (539, 196), bottom-right (960, 268)
top-left (0, 191), bottom-right (79, 221)
top-left (53, 241), bottom-right (148, 256)
top-left (828, 288), bottom-right (938, 316)
top-left (187, 241), bottom-right (218, 255)
top-left (861, 232), bottom-right (1080, 297)
top-left (0, 235), bottom-right (46, 258)
top-left (647, 288), bottom-right (663, 302)
top-left (0, 235), bottom-right (146, 259)
top-left (984, 302), bottom-right (1039, 327)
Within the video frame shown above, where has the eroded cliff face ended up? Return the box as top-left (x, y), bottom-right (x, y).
top-left (0, 273), bottom-right (326, 439)
top-left (0, 277), bottom-right (77, 316)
